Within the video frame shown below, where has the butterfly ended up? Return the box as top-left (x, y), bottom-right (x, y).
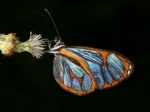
top-left (43, 9), bottom-right (134, 96)
top-left (47, 39), bottom-right (134, 96)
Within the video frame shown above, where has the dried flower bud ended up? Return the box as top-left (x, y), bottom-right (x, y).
top-left (0, 32), bottom-right (46, 59)
top-left (0, 33), bottom-right (18, 56)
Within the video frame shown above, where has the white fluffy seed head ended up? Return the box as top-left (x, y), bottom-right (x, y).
top-left (28, 32), bottom-right (46, 59)
top-left (15, 32), bottom-right (46, 59)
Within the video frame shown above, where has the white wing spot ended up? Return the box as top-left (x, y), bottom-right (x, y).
top-left (128, 71), bottom-right (131, 75)
top-left (129, 65), bottom-right (132, 70)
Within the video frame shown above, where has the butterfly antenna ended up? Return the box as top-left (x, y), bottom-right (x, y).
top-left (33, 10), bottom-right (48, 23)
top-left (44, 9), bottom-right (61, 42)
top-left (33, 9), bottom-right (61, 42)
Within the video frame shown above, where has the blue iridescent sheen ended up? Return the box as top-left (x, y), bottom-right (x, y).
top-left (107, 66), bottom-right (120, 80)
top-left (63, 57), bottom-right (83, 78)
top-left (101, 66), bottom-right (113, 84)
top-left (107, 53), bottom-right (124, 78)
top-left (63, 62), bottom-right (72, 87)
top-left (71, 78), bottom-right (81, 91)
top-left (87, 61), bottom-right (104, 87)
top-left (53, 56), bottom-right (63, 82)
top-left (82, 73), bottom-right (92, 91)
top-left (61, 56), bottom-right (92, 90)
top-left (66, 48), bottom-right (103, 64)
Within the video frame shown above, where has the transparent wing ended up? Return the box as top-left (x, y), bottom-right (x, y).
top-left (53, 55), bottom-right (95, 95)
top-left (53, 46), bottom-right (134, 95)
top-left (65, 47), bottom-right (134, 89)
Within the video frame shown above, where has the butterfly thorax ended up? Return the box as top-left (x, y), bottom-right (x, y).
top-left (49, 40), bottom-right (65, 54)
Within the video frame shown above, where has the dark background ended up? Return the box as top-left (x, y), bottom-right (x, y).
top-left (0, 0), bottom-right (150, 112)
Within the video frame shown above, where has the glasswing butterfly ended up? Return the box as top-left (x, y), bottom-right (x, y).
top-left (43, 9), bottom-right (134, 96)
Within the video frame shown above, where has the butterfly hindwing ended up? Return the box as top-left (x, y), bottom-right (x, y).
top-left (53, 55), bottom-right (96, 95)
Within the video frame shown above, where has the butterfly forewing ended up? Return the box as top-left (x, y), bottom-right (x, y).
top-left (53, 46), bottom-right (134, 95)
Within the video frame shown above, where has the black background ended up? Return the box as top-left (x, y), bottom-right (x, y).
top-left (0, 0), bottom-right (150, 112)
